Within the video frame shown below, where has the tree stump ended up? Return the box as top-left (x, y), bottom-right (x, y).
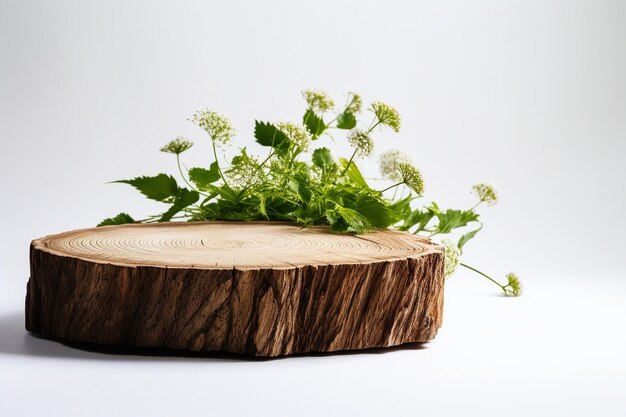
top-left (26, 221), bottom-right (445, 357)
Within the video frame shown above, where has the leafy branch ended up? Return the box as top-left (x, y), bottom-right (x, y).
top-left (99, 89), bottom-right (521, 296)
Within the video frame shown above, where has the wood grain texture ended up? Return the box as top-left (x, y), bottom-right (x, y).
top-left (26, 221), bottom-right (445, 356)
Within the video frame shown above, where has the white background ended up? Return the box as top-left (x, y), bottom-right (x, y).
top-left (1, 1), bottom-right (625, 416)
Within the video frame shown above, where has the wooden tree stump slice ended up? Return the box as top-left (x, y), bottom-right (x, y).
top-left (26, 221), bottom-right (445, 357)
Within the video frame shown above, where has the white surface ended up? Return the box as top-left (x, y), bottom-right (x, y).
top-left (1, 1), bottom-right (625, 416)
top-left (1, 276), bottom-right (625, 417)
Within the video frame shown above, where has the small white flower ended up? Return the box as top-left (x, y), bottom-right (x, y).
top-left (276, 121), bottom-right (312, 151)
top-left (226, 151), bottom-right (262, 189)
top-left (347, 129), bottom-right (374, 157)
top-left (191, 109), bottom-right (236, 145)
top-left (472, 183), bottom-right (498, 206)
top-left (398, 162), bottom-right (424, 195)
top-left (160, 137), bottom-right (193, 155)
top-left (505, 272), bottom-right (522, 296)
top-left (378, 149), bottom-right (413, 182)
top-left (302, 89), bottom-right (335, 113)
top-left (346, 92), bottom-right (362, 114)
top-left (371, 101), bottom-right (401, 132)
top-left (441, 239), bottom-right (461, 277)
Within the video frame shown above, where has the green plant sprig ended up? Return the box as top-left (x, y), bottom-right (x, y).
top-left (99, 89), bottom-right (521, 297)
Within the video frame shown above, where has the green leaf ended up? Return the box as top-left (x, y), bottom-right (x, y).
top-left (97, 212), bottom-right (136, 227)
top-left (336, 111), bottom-right (357, 129)
top-left (115, 174), bottom-right (178, 202)
top-left (312, 147), bottom-right (334, 169)
top-left (159, 188), bottom-right (199, 222)
top-left (254, 120), bottom-right (289, 152)
top-left (354, 194), bottom-right (395, 228)
top-left (287, 176), bottom-right (313, 202)
top-left (458, 224), bottom-right (483, 251)
top-left (188, 162), bottom-right (220, 190)
top-left (326, 205), bottom-right (368, 233)
top-left (303, 109), bottom-right (326, 138)
top-left (340, 158), bottom-right (369, 189)
top-left (398, 207), bottom-right (435, 232)
top-left (160, 205), bottom-right (181, 222)
top-left (177, 188), bottom-right (200, 207)
top-left (255, 192), bottom-right (268, 218)
top-left (432, 205), bottom-right (480, 234)
top-left (217, 186), bottom-right (239, 203)
top-left (387, 196), bottom-right (414, 220)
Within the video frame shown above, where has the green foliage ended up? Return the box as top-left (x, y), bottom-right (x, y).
top-left (99, 88), bottom-right (518, 296)
top-left (312, 147), bottom-right (334, 169)
top-left (353, 194), bottom-right (397, 228)
top-left (398, 207), bottom-right (435, 233)
top-left (160, 188), bottom-right (199, 222)
top-left (336, 111), bottom-right (357, 129)
top-left (303, 109), bottom-right (326, 138)
top-left (98, 212), bottom-right (136, 226)
top-left (188, 163), bottom-right (220, 190)
top-left (458, 225), bottom-right (482, 251)
top-left (340, 158), bottom-right (369, 189)
top-left (115, 174), bottom-right (179, 202)
top-left (254, 120), bottom-right (289, 153)
top-left (429, 203), bottom-right (480, 234)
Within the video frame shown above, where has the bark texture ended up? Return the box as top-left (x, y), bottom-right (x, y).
top-left (26, 221), bottom-right (445, 356)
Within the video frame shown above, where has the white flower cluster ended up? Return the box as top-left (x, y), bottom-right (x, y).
top-left (378, 149), bottom-right (413, 182)
top-left (345, 92), bottom-right (362, 114)
top-left (160, 137), bottom-right (193, 155)
top-left (472, 183), bottom-right (498, 206)
top-left (441, 239), bottom-right (461, 278)
top-left (371, 101), bottom-right (401, 132)
top-left (398, 162), bottom-right (424, 195)
top-left (505, 273), bottom-right (522, 296)
top-left (276, 121), bottom-right (312, 152)
top-left (227, 153), bottom-right (262, 189)
top-left (347, 129), bottom-right (374, 157)
top-left (302, 89), bottom-right (335, 113)
top-left (191, 110), bottom-right (236, 145)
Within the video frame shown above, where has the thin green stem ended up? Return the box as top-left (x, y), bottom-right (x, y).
top-left (470, 201), bottom-right (482, 210)
top-left (460, 262), bottom-right (507, 293)
top-left (340, 149), bottom-right (358, 176)
top-left (345, 95), bottom-right (358, 112)
top-left (380, 181), bottom-right (405, 193)
top-left (256, 150), bottom-right (275, 173)
top-left (176, 154), bottom-right (207, 197)
top-left (140, 214), bottom-right (188, 223)
top-left (367, 119), bottom-right (382, 133)
top-left (212, 140), bottom-right (231, 191)
top-left (337, 113), bottom-right (381, 178)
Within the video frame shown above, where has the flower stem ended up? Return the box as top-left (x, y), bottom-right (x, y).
top-left (177, 154), bottom-right (207, 196)
top-left (380, 181), bottom-right (404, 193)
top-left (340, 149), bottom-right (358, 176)
top-left (367, 119), bottom-right (381, 133)
top-left (470, 201), bottom-right (482, 210)
top-left (460, 262), bottom-right (507, 294)
top-left (212, 140), bottom-right (231, 191)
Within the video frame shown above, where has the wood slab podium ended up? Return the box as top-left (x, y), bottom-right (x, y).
top-left (26, 221), bottom-right (445, 357)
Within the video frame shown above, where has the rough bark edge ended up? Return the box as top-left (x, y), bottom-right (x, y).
top-left (26, 244), bottom-right (444, 357)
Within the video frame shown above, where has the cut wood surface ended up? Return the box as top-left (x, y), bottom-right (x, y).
top-left (26, 221), bottom-right (445, 357)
